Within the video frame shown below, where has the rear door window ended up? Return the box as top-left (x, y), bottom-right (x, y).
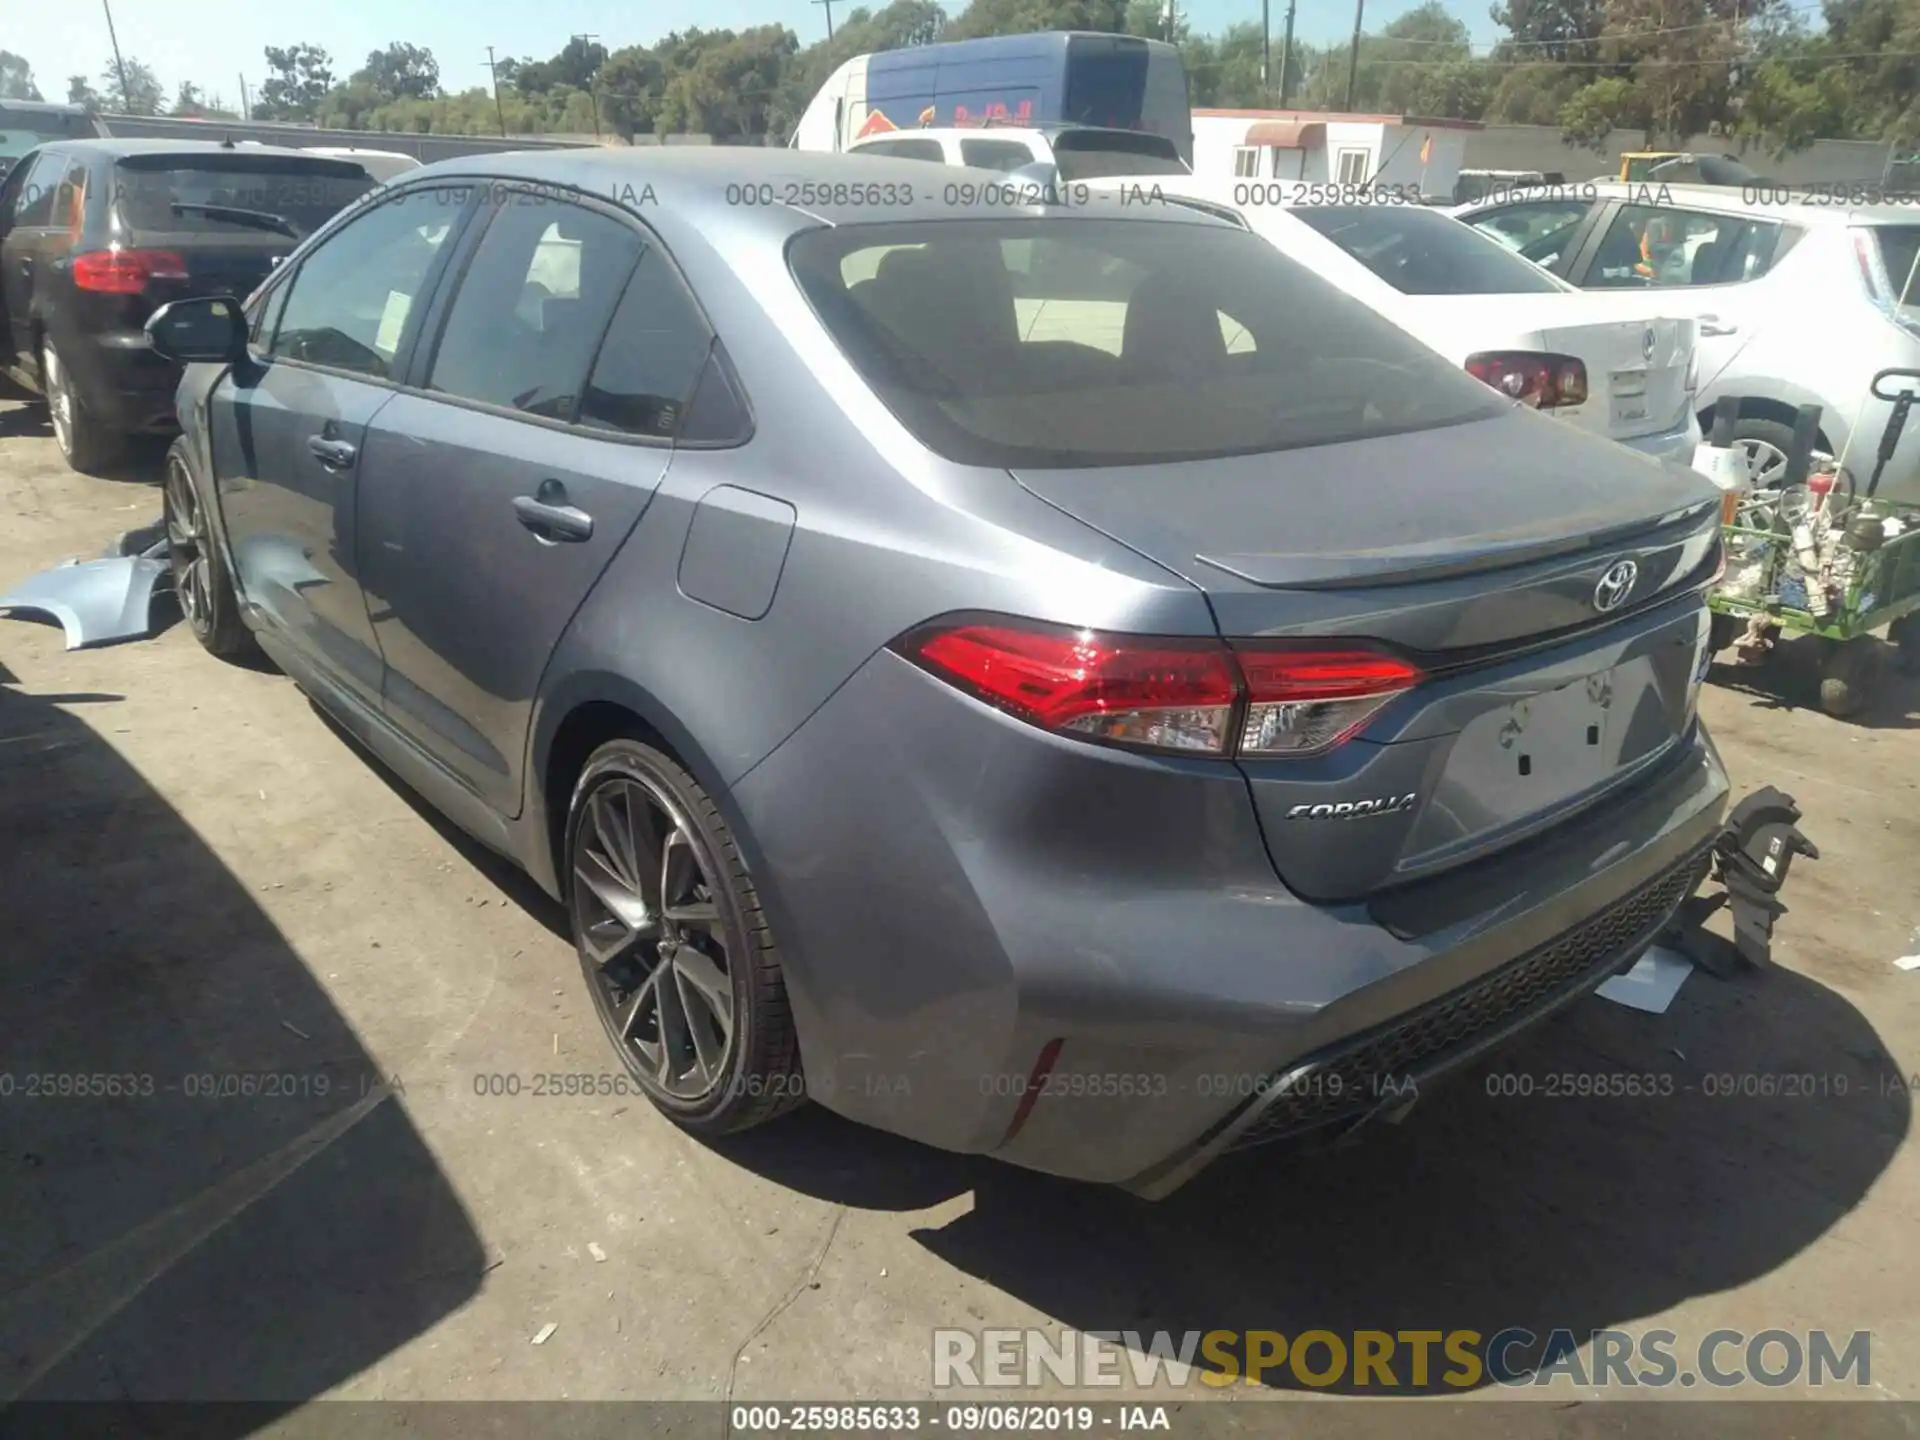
top-left (789, 217), bottom-right (1501, 469)
top-left (1873, 225), bottom-right (1920, 302)
top-left (268, 191), bottom-right (459, 378)
top-left (1584, 204), bottom-right (1782, 288)
top-left (1463, 200), bottom-right (1592, 267)
top-left (109, 158), bottom-right (376, 240)
top-left (12, 150), bottom-right (65, 226)
top-left (578, 249), bottom-right (715, 439)
top-left (426, 197), bottom-right (643, 421)
top-left (1291, 205), bottom-right (1563, 294)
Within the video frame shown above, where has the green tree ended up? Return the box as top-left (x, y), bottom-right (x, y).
top-left (256, 43), bottom-right (336, 120)
top-left (356, 42), bottom-right (441, 101)
top-left (944, 0), bottom-right (1128, 42)
top-left (67, 75), bottom-right (101, 107)
top-left (102, 56), bottom-right (165, 115)
top-left (0, 50), bottom-right (41, 101)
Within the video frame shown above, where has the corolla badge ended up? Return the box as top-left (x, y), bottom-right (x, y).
top-left (1643, 327), bottom-right (1657, 361)
top-left (1593, 559), bottom-right (1639, 613)
top-left (1285, 793), bottom-right (1418, 820)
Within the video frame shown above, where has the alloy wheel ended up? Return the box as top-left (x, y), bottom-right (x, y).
top-left (43, 345), bottom-right (75, 459)
top-left (571, 774), bottom-right (737, 1102)
top-left (1733, 437), bottom-right (1787, 490)
top-left (164, 456), bottom-right (212, 634)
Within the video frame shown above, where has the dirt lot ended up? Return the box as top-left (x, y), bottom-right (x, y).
top-left (1, 398), bottom-right (1918, 1433)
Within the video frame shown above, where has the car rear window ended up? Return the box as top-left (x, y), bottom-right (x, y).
top-left (787, 217), bottom-right (1502, 469)
top-left (1291, 205), bottom-right (1563, 295)
top-left (1050, 131), bottom-right (1189, 181)
top-left (110, 157), bottom-right (376, 238)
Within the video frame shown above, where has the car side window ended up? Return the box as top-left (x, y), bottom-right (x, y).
top-left (52, 161), bottom-right (88, 232)
top-left (858, 138), bottom-right (945, 163)
top-left (1464, 201), bottom-right (1591, 267)
top-left (426, 198), bottom-right (643, 421)
top-left (1586, 204), bottom-right (1784, 288)
top-left (251, 271), bottom-right (294, 347)
top-left (13, 151), bottom-right (65, 226)
top-left (268, 192), bottom-right (457, 378)
top-left (960, 139), bottom-right (1037, 172)
top-left (577, 249), bottom-right (716, 439)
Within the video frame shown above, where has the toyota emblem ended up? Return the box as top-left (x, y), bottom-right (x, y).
top-left (1593, 560), bottom-right (1639, 613)
top-left (1642, 328), bottom-right (1657, 362)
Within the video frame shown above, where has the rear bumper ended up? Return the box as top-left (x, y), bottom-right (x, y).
top-left (55, 326), bottom-right (182, 434)
top-left (1616, 408), bottom-right (1703, 466)
top-left (730, 645), bottom-right (1730, 1195)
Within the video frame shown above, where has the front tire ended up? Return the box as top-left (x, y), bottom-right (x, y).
top-left (163, 442), bottom-right (256, 658)
top-left (565, 739), bottom-right (803, 1135)
top-left (41, 339), bottom-right (124, 475)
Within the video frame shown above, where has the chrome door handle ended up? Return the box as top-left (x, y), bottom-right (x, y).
top-left (306, 436), bottom-right (357, 469)
top-left (1697, 314), bottom-right (1739, 337)
top-left (513, 493), bottom-right (593, 543)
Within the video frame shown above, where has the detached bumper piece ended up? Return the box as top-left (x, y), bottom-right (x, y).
top-left (1660, 786), bottom-right (1818, 978)
top-left (0, 520), bottom-right (171, 651)
top-left (1228, 842), bottom-right (1713, 1153)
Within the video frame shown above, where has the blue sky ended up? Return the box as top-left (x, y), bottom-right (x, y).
top-left (13, 0), bottom-right (1508, 110)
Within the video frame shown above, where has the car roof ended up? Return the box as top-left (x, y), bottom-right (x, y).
top-left (42, 137), bottom-right (363, 163)
top-left (0, 99), bottom-right (92, 116)
top-left (1478, 180), bottom-right (1920, 226)
top-left (393, 147), bottom-right (1221, 242)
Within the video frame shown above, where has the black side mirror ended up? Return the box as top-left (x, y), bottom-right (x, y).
top-left (145, 296), bottom-right (248, 364)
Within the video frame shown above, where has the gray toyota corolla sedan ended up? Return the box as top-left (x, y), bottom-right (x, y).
top-left (147, 149), bottom-right (1729, 1198)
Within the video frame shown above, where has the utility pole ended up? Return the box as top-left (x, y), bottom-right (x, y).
top-left (1277, 0), bottom-right (1298, 106)
top-left (485, 46), bottom-right (508, 138)
top-left (102, 0), bottom-right (130, 111)
top-left (238, 73), bottom-right (251, 120)
top-left (574, 33), bottom-right (602, 140)
top-left (1262, 0), bottom-right (1271, 99)
top-left (814, 0), bottom-right (837, 41)
top-left (1344, 0), bottom-right (1365, 113)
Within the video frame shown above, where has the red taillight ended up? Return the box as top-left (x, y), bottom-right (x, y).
top-left (909, 622), bottom-right (1241, 754)
top-left (70, 248), bottom-right (189, 294)
top-left (1234, 647), bottom-right (1423, 756)
top-left (898, 619), bottom-right (1421, 758)
top-left (1465, 351), bottom-right (1588, 410)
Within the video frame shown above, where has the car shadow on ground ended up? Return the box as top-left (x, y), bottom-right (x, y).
top-left (0, 680), bottom-right (487, 1430)
top-left (723, 945), bottom-right (1908, 1395)
top-left (1708, 634), bottom-right (1920, 729)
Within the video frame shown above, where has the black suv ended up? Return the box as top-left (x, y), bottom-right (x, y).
top-left (0, 139), bottom-right (375, 471)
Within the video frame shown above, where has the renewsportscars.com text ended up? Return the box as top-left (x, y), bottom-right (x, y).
top-left (933, 1327), bottom-right (1871, 1391)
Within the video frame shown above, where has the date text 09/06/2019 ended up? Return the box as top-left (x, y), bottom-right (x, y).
top-left (730, 1405), bottom-right (1170, 1432)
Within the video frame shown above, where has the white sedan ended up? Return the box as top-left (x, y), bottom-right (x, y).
top-left (1090, 176), bottom-right (1703, 467)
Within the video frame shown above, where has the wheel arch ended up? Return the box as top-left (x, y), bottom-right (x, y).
top-left (527, 671), bottom-right (758, 905)
top-left (1698, 394), bottom-right (1836, 456)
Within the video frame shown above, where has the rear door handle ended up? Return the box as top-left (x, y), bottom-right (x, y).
top-left (307, 436), bottom-right (357, 469)
top-left (513, 492), bottom-right (594, 543)
top-left (1697, 314), bottom-right (1738, 337)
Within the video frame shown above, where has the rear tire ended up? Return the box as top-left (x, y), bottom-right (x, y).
top-left (1819, 638), bottom-right (1880, 719)
top-left (565, 738), bottom-right (804, 1136)
top-left (163, 441), bottom-right (256, 659)
top-left (41, 339), bottom-right (125, 476)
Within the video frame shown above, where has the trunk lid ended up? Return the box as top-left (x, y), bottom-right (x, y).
top-left (1012, 408), bottom-right (1721, 900)
top-left (1398, 292), bottom-right (1695, 442)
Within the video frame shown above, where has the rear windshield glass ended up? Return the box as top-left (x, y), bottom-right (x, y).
top-left (1291, 205), bottom-right (1563, 295)
top-left (111, 159), bottom-right (375, 237)
top-left (787, 217), bottom-right (1502, 469)
top-left (1051, 133), bottom-right (1188, 181)
top-left (1874, 225), bottom-right (1920, 303)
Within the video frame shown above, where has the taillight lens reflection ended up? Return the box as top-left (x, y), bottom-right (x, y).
top-left (1465, 351), bottom-right (1588, 409)
top-left (71, 248), bottom-right (189, 294)
top-left (899, 620), bottom-right (1421, 759)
